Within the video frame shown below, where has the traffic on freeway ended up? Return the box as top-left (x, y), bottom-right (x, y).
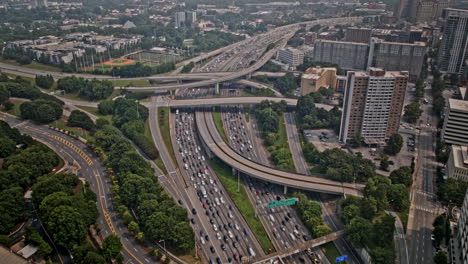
top-left (173, 110), bottom-right (264, 263)
top-left (220, 107), bottom-right (324, 264)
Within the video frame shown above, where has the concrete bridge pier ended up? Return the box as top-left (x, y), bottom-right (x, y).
top-left (215, 82), bottom-right (220, 94)
top-left (176, 79), bottom-right (181, 84)
top-left (283, 185), bottom-right (288, 195)
top-left (247, 73), bottom-right (252, 80)
top-left (169, 89), bottom-right (175, 99)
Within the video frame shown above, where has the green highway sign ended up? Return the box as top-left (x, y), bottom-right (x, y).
top-left (268, 198), bottom-right (298, 208)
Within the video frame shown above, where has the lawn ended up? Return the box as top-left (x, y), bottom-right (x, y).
top-left (49, 119), bottom-right (94, 141)
top-left (210, 159), bottom-right (275, 254)
top-left (212, 112), bottom-right (229, 143)
top-left (144, 119), bottom-right (167, 175)
top-left (158, 107), bottom-right (178, 168)
top-left (6, 102), bottom-right (23, 117)
top-left (110, 79), bottom-right (151, 87)
top-left (321, 242), bottom-right (346, 263)
top-left (0, 58), bottom-right (62, 72)
top-left (75, 106), bottom-right (112, 122)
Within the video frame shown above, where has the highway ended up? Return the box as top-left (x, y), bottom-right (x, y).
top-left (0, 113), bottom-right (156, 264)
top-left (196, 111), bottom-right (364, 197)
top-left (284, 112), bottom-right (310, 175)
top-left (220, 107), bottom-right (327, 264)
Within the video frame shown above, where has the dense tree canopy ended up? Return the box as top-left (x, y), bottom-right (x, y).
top-left (296, 94), bottom-right (341, 132)
top-left (57, 76), bottom-right (114, 100)
top-left (404, 102), bottom-right (422, 123)
top-left (385, 133), bottom-right (403, 155)
top-left (35, 75), bottom-right (54, 89)
top-left (20, 99), bottom-right (63, 123)
top-left (68, 110), bottom-right (95, 131)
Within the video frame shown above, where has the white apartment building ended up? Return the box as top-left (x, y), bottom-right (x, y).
top-left (278, 48), bottom-right (304, 67)
top-left (447, 145), bottom-right (468, 182)
top-left (442, 99), bottom-right (468, 146)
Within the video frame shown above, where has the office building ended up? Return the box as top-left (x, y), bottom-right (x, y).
top-left (415, 0), bottom-right (449, 23)
top-left (458, 190), bottom-right (468, 264)
top-left (368, 37), bottom-right (426, 81)
top-left (438, 8), bottom-right (468, 74)
top-left (313, 40), bottom-right (369, 70)
top-left (175, 12), bottom-right (186, 28)
top-left (301, 67), bottom-right (338, 95)
top-left (397, 0), bottom-right (418, 21)
top-left (345, 27), bottom-right (372, 43)
top-left (304, 32), bottom-right (317, 45)
top-left (447, 145), bottom-right (468, 182)
top-left (278, 48), bottom-right (304, 67)
top-left (339, 68), bottom-right (409, 144)
top-left (31, 0), bottom-right (47, 7)
top-left (442, 98), bottom-right (468, 146)
top-left (186, 11), bottom-right (197, 26)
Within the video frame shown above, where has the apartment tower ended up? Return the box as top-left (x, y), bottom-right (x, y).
top-left (339, 68), bottom-right (409, 144)
top-left (438, 8), bottom-right (468, 74)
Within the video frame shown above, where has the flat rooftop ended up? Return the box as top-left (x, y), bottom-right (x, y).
top-left (0, 247), bottom-right (28, 264)
top-left (449, 98), bottom-right (468, 113)
top-left (452, 145), bottom-right (468, 169)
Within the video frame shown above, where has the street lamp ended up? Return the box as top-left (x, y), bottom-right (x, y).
top-left (135, 100), bottom-right (139, 119)
top-left (158, 239), bottom-right (166, 253)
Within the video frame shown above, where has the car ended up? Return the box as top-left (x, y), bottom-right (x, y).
top-left (190, 218), bottom-right (195, 224)
top-left (220, 244), bottom-right (226, 251)
top-left (235, 235), bottom-right (239, 241)
top-left (431, 234), bottom-right (435, 241)
top-left (178, 200), bottom-right (183, 205)
top-left (243, 229), bottom-right (249, 236)
top-left (285, 216), bottom-right (290, 222)
top-left (228, 230), bottom-right (234, 238)
top-left (224, 224), bottom-right (228, 230)
top-left (280, 226), bottom-right (286, 232)
top-left (213, 224), bottom-right (218, 231)
top-left (202, 204), bottom-right (207, 209)
top-left (228, 257), bottom-right (233, 263)
top-left (205, 210), bottom-right (210, 216)
top-left (200, 237), bottom-right (205, 245)
top-left (217, 232), bottom-right (221, 240)
top-left (191, 208), bottom-right (197, 215)
top-left (281, 220), bottom-right (286, 225)
top-left (234, 223), bottom-right (240, 230)
top-left (216, 258), bottom-right (222, 264)
top-left (210, 219), bottom-right (214, 224)
top-left (205, 235), bottom-right (210, 241)
top-left (228, 222), bottom-right (233, 228)
top-left (228, 211), bottom-right (233, 218)
top-left (232, 241), bottom-right (238, 248)
top-left (287, 212), bottom-right (292, 218)
top-left (224, 235), bottom-right (228, 242)
top-left (210, 246), bottom-right (215, 253)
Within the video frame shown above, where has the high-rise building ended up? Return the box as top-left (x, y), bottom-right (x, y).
top-left (339, 68), bottom-right (409, 144)
top-left (31, 0), bottom-right (47, 8)
top-left (186, 11), bottom-right (197, 26)
top-left (397, 0), bottom-right (418, 21)
top-left (415, 0), bottom-right (449, 23)
top-left (438, 8), bottom-right (468, 74)
top-left (300, 67), bottom-right (338, 95)
top-left (442, 98), bottom-right (468, 146)
top-left (304, 32), bottom-right (317, 45)
top-left (446, 145), bottom-right (468, 182)
top-left (368, 37), bottom-right (426, 81)
top-left (277, 48), bottom-right (304, 67)
top-left (345, 27), bottom-right (372, 43)
top-left (458, 190), bottom-right (468, 264)
top-left (175, 12), bottom-right (186, 28)
top-left (313, 40), bottom-right (369, 70)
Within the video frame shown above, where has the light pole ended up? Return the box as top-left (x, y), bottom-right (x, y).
top-left (135, 100), bottom-right (139, 119)
top-left (158, 239), bottom-right (166, 253)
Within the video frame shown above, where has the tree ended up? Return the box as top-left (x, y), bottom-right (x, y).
top-left (379, 154), bottom-right (390, 171)
top-left (68, 110), bottom-right (95, 131)
top-left (389, 166), bottom-right (413, 187)
top-left (387, 184), bottom-right (409, 211)
top-left (349, 135), bottom-right (365, 148)
top-left (83, 252), bottom-right (106, 264)
top-left (404, 102), bottom-right (423, 123)
top-left (385, 134), bottom-right (403, 155)
top-left (0, 85), bottom-right (10, 104)
top-left (0, 187), bottom-right (28, 233)
top-left (433, 251), bottom-right (447, 264)
top-left (35, 75), bottom-right (54, 89)
top-left (345, 217), bottom-right (372, 247)
top-left (20, 99), bottom-right (63, 123)
top-left (0, 137), bottom-right (16, 158)
top-left (102, 234), bottom-right (122, 260)
top-left (46, 205), bottom-right (87, 248)
top-left (313, 225), bottom-right (332, 237)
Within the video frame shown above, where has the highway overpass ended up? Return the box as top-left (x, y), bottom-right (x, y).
top-left (195, 111), bottom-right (364, 197)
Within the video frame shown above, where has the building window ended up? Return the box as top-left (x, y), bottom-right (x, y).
top-left (414, 47), bottom-right (423, 56)
top-left (402, 46), bottom-right (411, 55)
top-left (390, 45), bottom-right (400, 55)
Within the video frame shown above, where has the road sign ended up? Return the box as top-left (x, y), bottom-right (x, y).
top-left (335, 255), bottom-right (348, 262)
top-left (268, 198), bottom-right (298, 208)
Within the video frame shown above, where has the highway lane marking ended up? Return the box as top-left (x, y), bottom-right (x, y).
top-left (48, 135), bottom-right (93, 165)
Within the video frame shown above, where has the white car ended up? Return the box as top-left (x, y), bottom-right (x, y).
top-left (216, 232), bottom-right (221, 240)
top-left (200, 237), bottom-right (206, 245)
top-left (228, 231), bottom-right (234, 238)
top-left (228, 211), bottom-right (234, 219)
top-left (215, 198), bottom-right (221, 206)
top-left (220, 197), bottom-right (225, 204)
top-left (213, 224), bottom-right (218, 231)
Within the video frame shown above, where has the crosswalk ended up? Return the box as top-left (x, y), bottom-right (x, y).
top-left (415, 206), bottom-right (437, 214)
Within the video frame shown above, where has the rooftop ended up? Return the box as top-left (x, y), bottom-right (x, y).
top-left (0, 247), bottom-right (28, 264)
top-left (452, 145), bottom-right (468, 169)
top-left (449, 98), bottom-right (468, 113)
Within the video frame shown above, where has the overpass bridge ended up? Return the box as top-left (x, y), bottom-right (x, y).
top-left (195, 111), bottom-right (364, 197)
top-left (246, 230), bottom-right (345, 263)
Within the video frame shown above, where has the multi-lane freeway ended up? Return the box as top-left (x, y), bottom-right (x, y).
top-left (196, 111), bottom-right (364, 197)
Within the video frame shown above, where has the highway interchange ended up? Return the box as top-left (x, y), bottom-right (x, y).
top-left (0, 14), bottom-right (440, 264)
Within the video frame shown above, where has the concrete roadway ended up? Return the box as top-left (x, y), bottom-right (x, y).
top-left (284, 112), bottom-right (310, 175)
top-left (196, 111), bottom-right (364, 197)
top-left (407, 80), bottom-right (442, 264)
top-left (0, 113), bottom-right (156, 264)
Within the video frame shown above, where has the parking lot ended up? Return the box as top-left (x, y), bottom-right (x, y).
top-left (303, 129), bottom-right (341, 152)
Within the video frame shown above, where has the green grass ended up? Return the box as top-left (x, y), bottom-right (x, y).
top-left (144, 119), bottom-right (167, 175)
top-left (158, 107), bottom-right (178, 169)
top-left (322, 242), bottom-right (346, 263)
top-left (74, 106), bottom-right (113, 122)
top-left (6, 102), bottom-right (23, 117)
top-left (49, 119), bottom-right (94, 141)
top-left (398, 210), bottom-right (409, 233)
top-left (0, 58), bottom-right (62, 72)
top-left (210, 159), bottom-right (275, 254)
top-left (212, 112), bottom-right (229, 143)
top-left (110, 79), bottom-right (151, 87)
